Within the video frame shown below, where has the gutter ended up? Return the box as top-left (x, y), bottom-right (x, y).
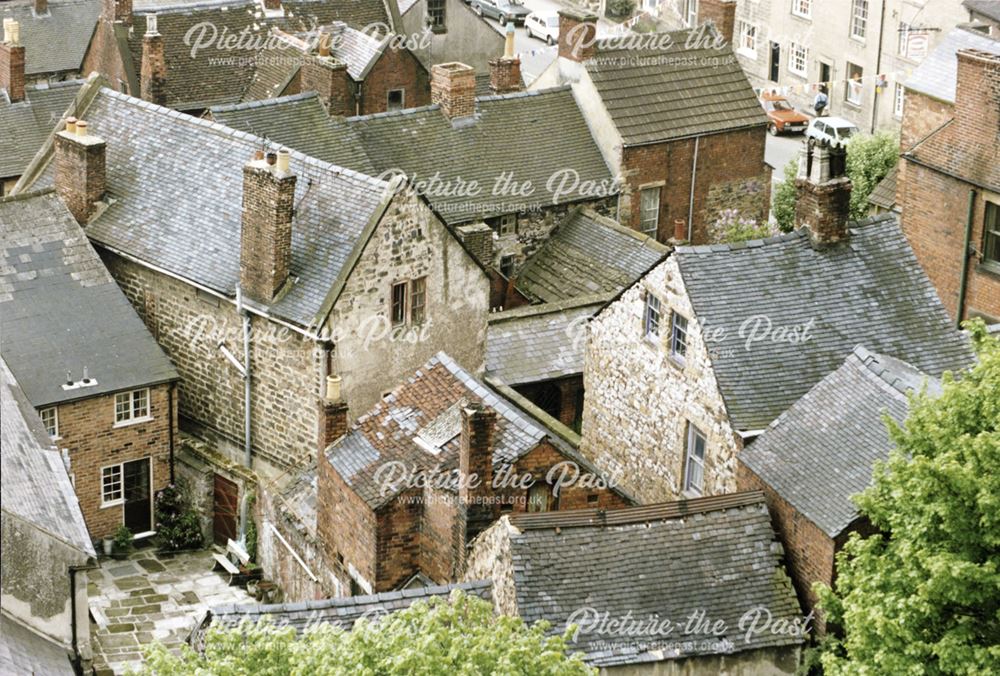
top-left (957, 188), bottom-right (977, 327)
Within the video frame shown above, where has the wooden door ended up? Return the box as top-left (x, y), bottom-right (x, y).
top-left (213, 474), bottom-right (239, 545)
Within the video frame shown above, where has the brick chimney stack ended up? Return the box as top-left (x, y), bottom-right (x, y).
top-left (489, 24), bottom-right (522, 95)
top-left (455, 222), bottom-right (494, 267)
top-left (300, 35), bottom-right (353, 117)
top-left (318, 374), bottom-right (349, 454)
top-left (953, 49), bottom-right (1000, 148)
top-left (460, 403), bottom-right (497, 538)
top-left (431, 62), bottom-right (476, 121)
top-left (55, 121), bottom-right (107, 225)
top-left (141, 15), bottom-right (167, 106)
top-left (1, 20), bottom-right (25, 104)
top-left (102, 0), bottom-right (132, 25)
top-left (240, 148), bottom-right (296, 303)
top-left (698, 0), bottom-right (737, 44)
top-left (795, 140), bottom-right (853, 247)
top-left (558, 8), bottom-right (597, 62)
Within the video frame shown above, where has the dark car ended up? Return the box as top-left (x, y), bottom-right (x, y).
top-left (472, 0), bottom-right (531, 25)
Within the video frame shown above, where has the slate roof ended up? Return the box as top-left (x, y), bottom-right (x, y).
top-left (210, 93), bottom-right (376, 174)
top-left (194, 580), bottom-right (492, 644)
top-left (903, 26), bottom-right (999, 103)
top-left (673, 213), bottom-right (973, 430)
top-left (326, 352), bottom-right (616, 509)
top-left (504, 493), bottom-right (803, 666)
top-left (323, 21), bottom-right (386, 80)
top-left (0, 0), bottom-right (101, 76)
top-left (0, 613), bottom-right (76, 676)
top-left (486, 295), bottom-right (608, 385)
top-left (740, 347), bottom-right (939, 537)
top-left (516, 207), bottom-right (667, 303)
top-left (346, 86), bottom-right (614, 225)
top-left (964, 0), bottom-right (1000, 24)
top-left (123, 0), bottom-right (389, 110)
top-left (584, 30), bottom-right (767, 145)
top-left (0, 80), bottom-right (83, 179)
top-left (24, 87), bottom-right (394, 329)
top-left (0, 190), bottom-right (179, 406)
top-left (0, 356), bottom-right (96, 557)
top-left (867, 165), bottom-right (898, 210)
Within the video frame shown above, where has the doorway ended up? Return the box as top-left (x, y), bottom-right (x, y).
top-left (819, 61), bottom-right (831, 85)
top-left (123, 458), bottom-right (153, 535)
top-left (213, 474), bottom-right (239, 545)
top-left (769, 42), bottom-right (780, 82)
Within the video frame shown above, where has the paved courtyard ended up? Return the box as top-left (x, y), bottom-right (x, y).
top-left (88, 547), bottom-right (253, 675)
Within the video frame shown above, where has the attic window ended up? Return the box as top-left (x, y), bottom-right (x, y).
top-left (387, 89), bottom-right (405, 112)
top-left (426, 0), bottom-right (446, 31)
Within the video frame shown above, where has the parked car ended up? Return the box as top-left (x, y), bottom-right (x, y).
top-left (472, 0), bottom-right (531, 25)
top-left (760, 94), bottom-right (810, 135)
top-left (805, 116), bottom-right (859, 148)
top-left (525, 12), bottom-right (559, 44)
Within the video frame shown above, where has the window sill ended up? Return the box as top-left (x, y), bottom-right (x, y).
top-left (844, 99), bottom-right (862, 109)
top-left (681, 488), bottom-right (703, 500)
top-left (976, 261), bottom-right (1000, 278)
top-left (788, 70), bottom-right (808, 80)
top-left (101, 499), bottom-right (124, 509)
top-left (113, 415), bottom-right (153, 429)
top-left (790, 12), bottom-right (811, 21)
top-left (849, 35), bottom-right (866, 45)
top-left (669, 353), bottom-right (687, 370)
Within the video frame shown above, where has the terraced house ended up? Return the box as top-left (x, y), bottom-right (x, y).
top-left (580, 141), bottom-right (972, 503)
top-left (13, 80), bottom-right (491, 545)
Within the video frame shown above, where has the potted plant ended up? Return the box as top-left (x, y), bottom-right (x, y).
top-left (111, 524), bottom-right (134, 560)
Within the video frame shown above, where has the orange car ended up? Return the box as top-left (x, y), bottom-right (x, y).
top-left (760, 94), bottom-right (810, 135)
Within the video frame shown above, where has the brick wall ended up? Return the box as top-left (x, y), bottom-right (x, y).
top-left (316, 450), bottom-right (377, 592)
top-left (82, 21), bottom-right (132, 95)
top-left (375, 487), bottom-right (424, 591)
top-left (359, 47), bottom-right (430, 116)
top-left (619, 127), bottom-right (770, 244)
top-left (0, 42), bottom-right (26, 103)
top-left (140, 33), bottom-right (166, 105)
top-left (431, 63), bottom-right (475, 120)
top-left (580, 256), bottom-right (741, 502)
top-left (299, 57), bottom-right (353, 117)
top-left (505, 442), bottom-right (632, 513)
top-left (899, 161), bottom-right (1000, 322)
top-left (900, 90), bottom-right (953, 152)
top-left (54, 384), bottom-right (174, 540)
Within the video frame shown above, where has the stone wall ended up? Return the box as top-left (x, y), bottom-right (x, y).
top-left (54, 384), bottom-right (174, 540)
top-left (580, 257), bottom-right (741, 503)
top-left (602, 645), bottom-right (801, 675)
top-left (461, 517), bottom-right (518, 616)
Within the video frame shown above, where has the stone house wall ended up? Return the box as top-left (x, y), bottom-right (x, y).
top-left (53, 384), bottom-right (174, 540)
top-left (580, 257), bottom-right (741, 503)
top-left (461, 518), bottom-right (518, 616)
top-left (618, 128), bottom-right (770, 244)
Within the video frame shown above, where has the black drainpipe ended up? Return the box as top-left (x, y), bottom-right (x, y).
top-left (168, 382), bottom-right (176, 484)
top-left (957, 188), bottom-right (977, 327)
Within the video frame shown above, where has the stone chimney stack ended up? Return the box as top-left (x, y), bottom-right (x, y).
top-left (431, 62), bottom-right (476, 121)
top-left (558, 8), bottom-right (597, 62)
top-left (318, 374), bottom-right (349, 455)
top-left (489, 24), bottom-right (522, 95)
top-left (102, 0), bottom-right (132, 25)
top-left (953, 49), bottom-right (1000, 148)
top-left (795, 140), bottom-right (853, 247)
top-left (300, 33), bottom-right (353, 117)
top-left (141, 15), bottom-right (167, 106)
top-left (455, 222), bottom-right (494, 267)
top-left (34, 0), bottom-right (49, 16)
top-left (55, 121), bottom-right (107, 225)
top-left (1, 20), bottom-right (25, 104)
top-left (698, 0), bottom-right (737, 44)
top-left (240, 148), bottom-right (296, 303)
top-left (460, 403), bottom-right (497, 538)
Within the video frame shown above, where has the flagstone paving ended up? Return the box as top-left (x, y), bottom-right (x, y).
top-left (88, 547), bottom-right (253, 675)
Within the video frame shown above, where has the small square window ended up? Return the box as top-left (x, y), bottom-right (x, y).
top-left (411, 277), bottom-right (426, 323)
top-left (791, 0), bottom-right (810, 19)
top-left (498, 214), bottom-right (517, 236)
top-left (643, 294), bottom-right (661, 339)
top-left (670, 313), bottom-right (689, 363)
top-left (737, 20), bottom-right (757, 58)
top-left (40, 407), bottom-right (58, 438)
top-left (426, 0), bottom-right (445, 28)
top-left (387, 89), bottom-right (405, 112)
top-left (102, 465), bottom-right (123, 505)
top-left (639, 187), bottom-right (660, 238)
top-left (115, 389), bottom-right (150, 424)
top-left (684, 423), bottom-right (706, 495)
top-left (845, 62), bottom-right (864, 104)
top-left (788, 42), bottom-right (808, 77)
top-left (499, 254), bottom-right (516, 278)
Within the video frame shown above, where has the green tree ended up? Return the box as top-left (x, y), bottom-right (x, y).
top-left (772, 159), bottom-right (798, 232)
top-left (816, 321), bottom-right (1000, 674)
top-left (845, 132), bottom-right (899, 220)
top-left (135, 590), bottom-right (595, 675)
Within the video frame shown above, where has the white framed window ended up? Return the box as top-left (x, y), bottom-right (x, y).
top-left (684, 0), bottom-right (698, 27)
top-left (737, 20), bottom-right (758, 58)
top-left (102, 464), bottom-right (124, 506)
top-left (643, 294), bottom-right (661, 339)
top-left (391, 277), bottom-right (428, 326)
top-left (893, 83), bottom-right (904, 118)
top-left (639, 187), bottom-right (660, 237)
top-left (850, 0), bottom-right (868, 40)
top-left (684, 423), bottom-right (706, 495)
top-left (791, 0), bottom-right (810, 19)
top-left (670, 312), bottom-right (689, 363)
top-left (114, 388), bottom-right (149, 425)
top-left (498, 214), bottom-right (517, 236)
top-left (40, 406), bottom-right (59, 439)
top-left (788, 42), bottom-right (808, 77)
top-left (845, 62), bottom-right (863, 105)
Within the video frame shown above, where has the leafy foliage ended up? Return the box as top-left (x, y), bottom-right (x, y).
top-left (844, 132), bottom-right (898, 220)
top-left (606, 0), bottom-right (635, 18)
top-left (816, 320), bottom-right (1000, 674)
top-left (113, 524), bottom-right (134, 554)
top-left (135, 590), bottom-right (594, 675)
top-left (772, 159), bottom-right (799, 232)
top-left (155, 479), bottom-right (204, 552)
top-left (714, 208), bottom-right (772, 244)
